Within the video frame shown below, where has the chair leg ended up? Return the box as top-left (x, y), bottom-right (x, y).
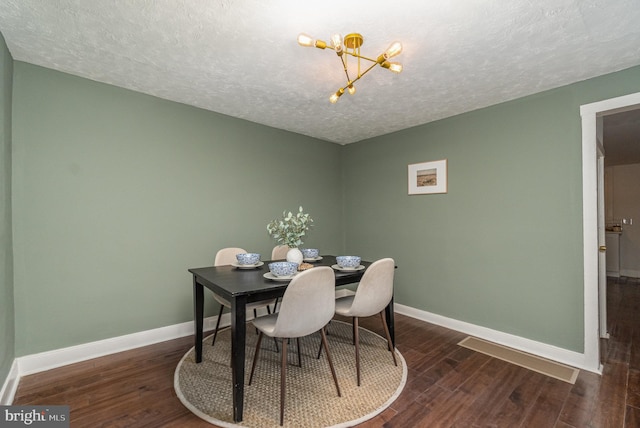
top-left (354, 317), bottom-right (361, 386)
top-left (273, 298), bottom-right (279, 313)
top-left (280, 337), bottom-right (288, 426)
top-left (379, 311), bottom-right (398, 367)
top-left (320, 328), bottom-right (341, 397)
top-left (316, 327), bottom-right (324, 359)
top-left (296, 338), bottom-right (302, 367)
top-left (352, 317), bottom-right (356, 345)
top-left (253, 309), bottom-right (259, 335)
top-left (269, 302), bottom-right (280, 352)
top-left (211, 304), bottom-right (225, 346)
top-left (248, 332), bottom-right (264, 385)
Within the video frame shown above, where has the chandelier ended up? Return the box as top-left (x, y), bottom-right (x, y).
top-left (297, 32), bottom-right (403, 103)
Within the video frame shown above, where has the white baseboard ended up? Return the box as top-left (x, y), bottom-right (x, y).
top-left (1, 313), bottom-right (232, 404)
top-left (2, 303), bottom-right (601, 403)
top-left (620, 269), bottom-right (640, 278)
top-left (394, 303), bottom-right (600, 374)
top-left (0, 359), bottom-right (19, 405)
top-left (16, 313), bottom-right (230, 377)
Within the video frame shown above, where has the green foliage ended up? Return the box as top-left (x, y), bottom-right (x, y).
top-left (266, 206), bottom-right (314, 248)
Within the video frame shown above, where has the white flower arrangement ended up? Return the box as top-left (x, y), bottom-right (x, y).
top-left (266, 206), bottom-right (313, 248)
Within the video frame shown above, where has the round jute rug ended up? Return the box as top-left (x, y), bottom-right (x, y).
top-left (174, 320), bottom-right (407, 427)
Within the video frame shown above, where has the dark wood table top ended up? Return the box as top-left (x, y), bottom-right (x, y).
top-left (189, 255), bottom-right (369, 303)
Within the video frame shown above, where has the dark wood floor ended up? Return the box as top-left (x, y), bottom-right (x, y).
top-left (13, 276), bottom-right (640, 427)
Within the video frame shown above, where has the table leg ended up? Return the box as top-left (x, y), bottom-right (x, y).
top-left (193, 278), bottom-right (204, 363)
top-left (385, 294), bottom-right (395, 347)
top-left (231, 295), bottom-right (247, 422)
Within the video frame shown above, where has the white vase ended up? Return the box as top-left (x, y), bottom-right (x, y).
top-left (286, 247), bottom-right (304, 264)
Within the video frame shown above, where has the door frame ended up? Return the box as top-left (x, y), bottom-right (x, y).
top-left (596, 137), bottom-right (608, 340)
top-left (581, 91), bottom-right (640, 373)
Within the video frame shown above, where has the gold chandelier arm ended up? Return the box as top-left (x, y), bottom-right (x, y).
top-left (339, 55), bottom-right (353, 83)
top-left (341, 50), bottom-right (378, 64)
top-left (355, 61), bottom-right (380, 80)
top-left (341, 60), bottom-right (380, 88)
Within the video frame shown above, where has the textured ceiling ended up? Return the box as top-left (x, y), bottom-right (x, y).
top-left (0, 0), bottom-right (640, 145)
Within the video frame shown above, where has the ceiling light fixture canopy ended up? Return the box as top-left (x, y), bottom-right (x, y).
top-left (297, 32), bottom-right (403, 103)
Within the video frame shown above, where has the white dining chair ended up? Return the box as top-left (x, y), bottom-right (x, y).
top-left (248, 266), bottom-right (341, 426)
top-left (328, 258), bottom-right (397, 386)
top-left (210, 247), bottom-right (277, 348)
top-left (271, 245), bottom-right (290, 260)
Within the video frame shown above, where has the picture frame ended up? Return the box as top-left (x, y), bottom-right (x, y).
top-left (408, 159), bottom-right (448, 195)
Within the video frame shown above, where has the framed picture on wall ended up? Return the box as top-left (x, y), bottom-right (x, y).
top-left (408, 159), bottom-right (448, 195)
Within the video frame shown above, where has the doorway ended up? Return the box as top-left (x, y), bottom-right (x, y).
top-left (581, 92), bottom-right (640, 373)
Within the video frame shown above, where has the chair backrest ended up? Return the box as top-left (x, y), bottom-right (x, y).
top-left (271, 266), bottom-right (335, 338)
top-left (214, 247), bottom-right (246, 266)
top-left (271, 245), bottom-right (290, 260)
top-left (348, 258), bottom-right (395, 317)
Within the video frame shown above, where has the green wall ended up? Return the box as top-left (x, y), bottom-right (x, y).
top-left (7, 55), bottom-right (640, 359)
top-left (342, 65), bottom-right (640, 352)
top-left (0, 33), bottom-right (14, 387)
top-left (11, 62), bottom-right (343, 356)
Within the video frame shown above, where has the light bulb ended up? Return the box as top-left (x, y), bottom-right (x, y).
top-left (331, 33), bottom-right (343, 52)
top-left (388, 62), bottom-right (403, 73)
top-left (383, 41), bottom-right (403, 59)
top-left (297, 33), bottom-right (314, 47)
top-left (381, 61), bottom-right (403, 73)
top-left (347, 85), bottom-right (356, 95)
top-left (329, 88), bottom-right (345, 103)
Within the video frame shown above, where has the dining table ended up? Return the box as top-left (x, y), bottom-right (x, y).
top-left (188, 255), bottom-right (395, 423)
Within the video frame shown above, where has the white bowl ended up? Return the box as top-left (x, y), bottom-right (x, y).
top-left (301, 248), bottom-right (319, 259)
top-left (336, 256), bottom-right (361, 268)
top-left (236, 253), bottom-right (260, 265)
top-left (268, 261), bottom-right (298, 277)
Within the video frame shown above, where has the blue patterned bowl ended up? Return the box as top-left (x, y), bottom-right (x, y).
top-left (301, 248), bottom-right (319, 259)
top-left (336, 256), bottom-right (361, 268)
top-left (236, 253), bottom-right (260, 265)
top-left (268, 261), bottom-right (298, 277)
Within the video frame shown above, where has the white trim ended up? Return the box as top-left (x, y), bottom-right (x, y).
top-left (580, 91), bottom-right (640, 374)
top-left (620, 269), bottom-right (640, 278)
top-left (395, 303), bottom-right (600, 373)
top-left (581, 106), bottom-right (600, 372)
top-left (16, 314), bottom-right (228, 376)
top-left (3, 299), bottom-right (614, 399)
top-left (580, 93), bottom-right (640, 116)
top-left (597, 143), bottom-right (608, 338)
top-left (0, 359), bottom-right (20, 405)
